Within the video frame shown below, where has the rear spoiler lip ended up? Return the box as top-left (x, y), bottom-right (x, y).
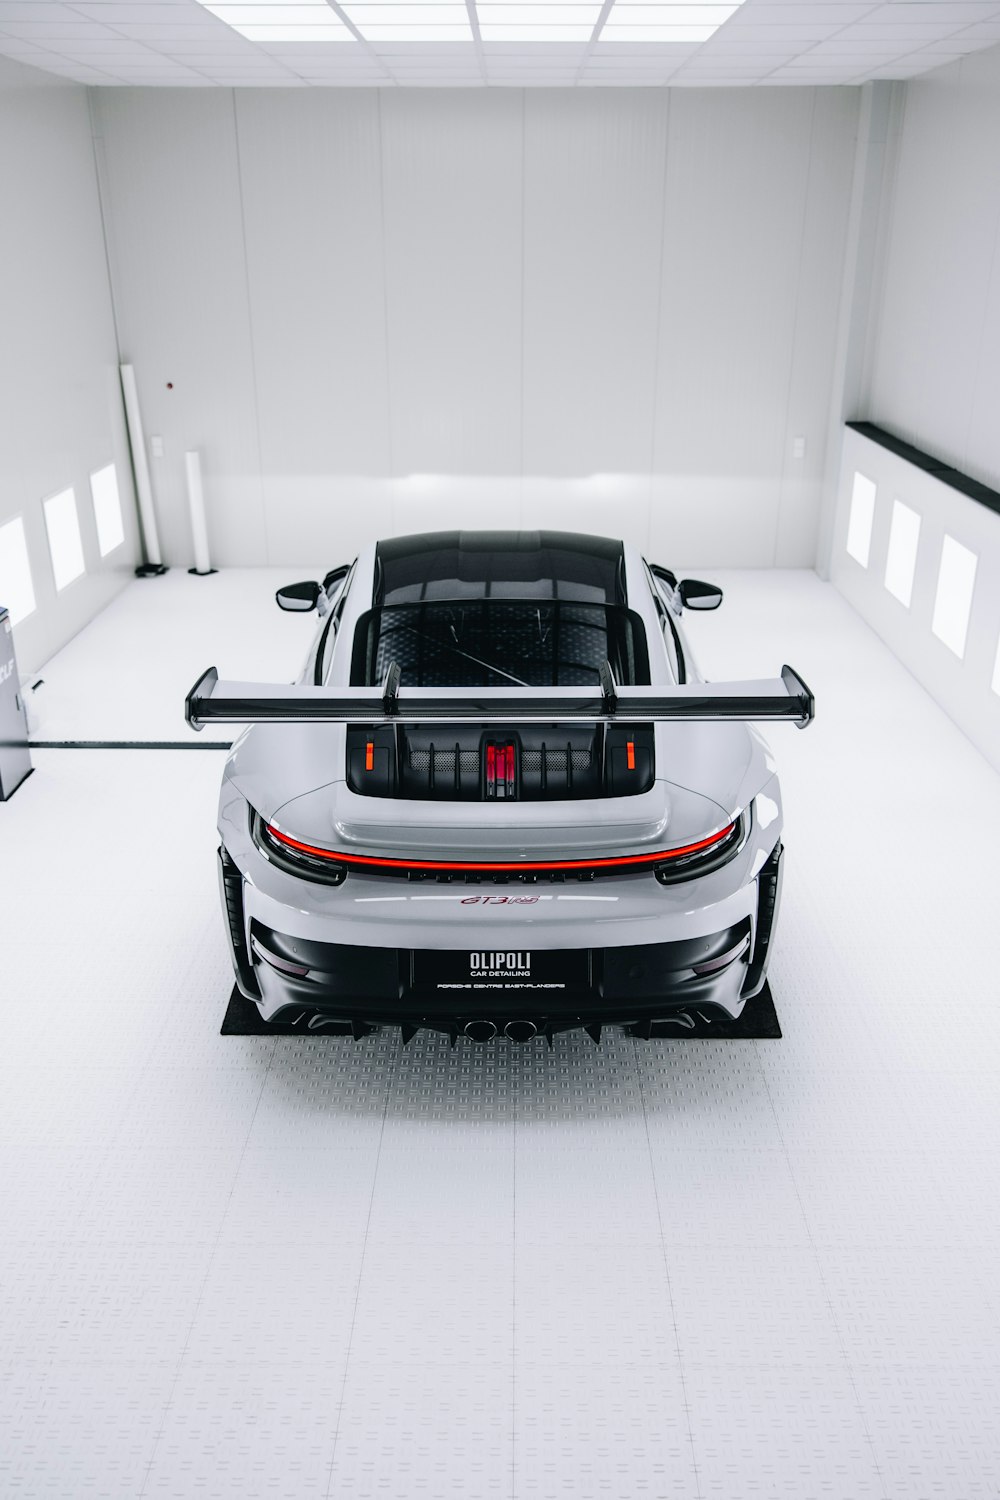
top-left (185, 665), bottom-right (815, 732)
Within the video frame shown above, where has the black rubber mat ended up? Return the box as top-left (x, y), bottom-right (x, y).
top-left (221, 982), bottom-right (781, 1039)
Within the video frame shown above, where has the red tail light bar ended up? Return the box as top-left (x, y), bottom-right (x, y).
top-left (263, 820), bottom-right (737, 873)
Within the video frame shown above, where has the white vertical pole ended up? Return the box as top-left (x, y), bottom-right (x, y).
top-left (119, 363), bottom-right (164, 571)
top-left (184, 450), bottom-right (215, 576)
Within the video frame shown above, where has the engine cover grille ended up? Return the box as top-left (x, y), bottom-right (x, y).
top-left (347, 724), bottom-right (653, 802)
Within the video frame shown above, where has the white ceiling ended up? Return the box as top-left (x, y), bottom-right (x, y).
top-left (2, 0), bottom-right (1000, 88)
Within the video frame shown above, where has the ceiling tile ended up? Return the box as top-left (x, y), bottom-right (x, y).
top-left (0, 2), bottom-right (79, 17)
top-left (834, 20), bottom-right (969, 39)
top-left (4, 0), bottom-right (996, 88)
top-left (722, 2), bottom-right (868, 18)
top-left (716, 19), bottom-right (843, 38)
top-left (112, 24), bottom-right (256, 37)
top-left (69, 2), bottom-right (222, 17)
top-left (863, 2), bottom-right (1000, 21)
top-left (0, 18), bottom-right (118, 34)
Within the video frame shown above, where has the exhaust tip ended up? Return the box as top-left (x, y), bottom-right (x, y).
top-left (464, 1020), bottom-right (498, 1042)
top-left (504, 1020), bottom-right (538, 1043)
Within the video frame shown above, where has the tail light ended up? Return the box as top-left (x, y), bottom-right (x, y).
top-left (251, 812), bottom-right (347, 885)
top-left (654, 814), bottom-right (745, 885)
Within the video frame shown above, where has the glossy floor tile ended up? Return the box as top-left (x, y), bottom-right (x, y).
top-left (2, 569), bottom-right (999, 1498)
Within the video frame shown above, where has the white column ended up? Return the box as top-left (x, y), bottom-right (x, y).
top-left (119, 363), bottom-right (163, 570)
top-left (184, 450), bottom-right (215, 575)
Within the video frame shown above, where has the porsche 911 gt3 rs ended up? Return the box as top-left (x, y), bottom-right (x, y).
top-left (186, 531), bottom-right (813, 1041)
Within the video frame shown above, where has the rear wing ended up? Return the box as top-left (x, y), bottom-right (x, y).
top-left (185, 663), bottom-right (814, 731)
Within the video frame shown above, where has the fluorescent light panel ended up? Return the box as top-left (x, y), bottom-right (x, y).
top-left (846, 470), bottom-right (877, 568)
top-left (339, 1), bottom-right (472, 37)
top-left (598, 25), bottom-right (713, 38)
top-left (606, 3), bottom-right (737, 18)
top-left (0, 516), bottom-right (36, 625)
top-left (199, 0), bottom-right (744, 45)
top-left (601, 1), bottom-right (738, 40)
top-left (481, 25), bottom-right (591, 36)
top-left (478, 5), bottom-right (600, 20)
top-left (43, 487), bottom-right (86, 593)
top-left (90, 465), bottom-right (125, 558)
top-left (202, 0), bottom-right (352, 40)
top-left (344, 3), bottom-right (468, 17)
top-left (361, 26), bottom-right (473, 37)
top-left (931, 534), bottom-right (977, 659)
top-left (207, 5), bottom-right (342, 21)
top-left (883, 498), bottom-right (920, 608)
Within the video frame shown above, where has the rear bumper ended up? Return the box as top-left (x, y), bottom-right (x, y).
top-left (244, 910), bottom-right (769, 1032)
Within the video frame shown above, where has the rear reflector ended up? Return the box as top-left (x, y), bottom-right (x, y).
top-left (264, 820), bottom-right (736, 873)
top-left (365, 740), bottom-right (374, 772)
top-left (250, 934), bottom-right (310, 978)
top-left (626, 740), bottom-right (635, 770)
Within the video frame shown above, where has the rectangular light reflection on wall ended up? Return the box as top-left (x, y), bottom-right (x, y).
top-left (931, 534), bottom-right (977, 658)
top-left (883, 497), bottom-right (920, 607)
top-left (846, 470), bottom-right (877, 567)
top-left (0, 516), bottom-right (36, 624)
top-left (43, 487), bottom-right (86, 592)
top-left (90, 465), bottom-right (125, 557)
top-left (992, 636), bottom-right (1000, 696)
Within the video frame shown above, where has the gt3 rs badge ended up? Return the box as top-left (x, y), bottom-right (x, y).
top-left (461, 895), bottom-right (539, 905)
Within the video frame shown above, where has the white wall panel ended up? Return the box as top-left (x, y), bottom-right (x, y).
top-left (522, 90), bottom-right (668, 495)
top-left (868, 44), bottom-right (1000, 493)
top-left (234, 91), bottom-right (393, 565)
top-left (94, 89), bottom-right (266, 566)
top-left (380, 89), bottom-right (523, 483)
top-left (774, 87), bottom-right (858, 567)
top-left (0, 57), bottom-right (139, 675)
top-left (94, 86), bottom-right (858, 571)
top-left (649, 88), bottom-right (855, 570)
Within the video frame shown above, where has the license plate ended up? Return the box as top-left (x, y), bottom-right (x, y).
top-left (410, 949), bottom-right (592, 995)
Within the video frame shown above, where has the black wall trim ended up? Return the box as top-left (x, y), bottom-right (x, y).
top-left (30, 740), bottom-right (233, 751)
top-left (847, 421), bottom-right (1000, 521)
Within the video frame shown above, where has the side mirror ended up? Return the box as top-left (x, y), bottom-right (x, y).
top-left (678, 578), bottom-right (723, 611)
top-left (276, 580), bottom-right (322, 612)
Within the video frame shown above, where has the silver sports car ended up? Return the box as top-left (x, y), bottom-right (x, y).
top-left (186, 531), bottom-right (813, 1041)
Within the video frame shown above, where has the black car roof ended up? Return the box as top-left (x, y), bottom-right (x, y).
top-left (374, 530), bottom-right (626, 606)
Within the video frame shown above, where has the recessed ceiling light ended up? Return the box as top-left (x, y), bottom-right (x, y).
top-left (201, 1), bottom-right (353, 40)
top-left (344, 3), bottom-right (469, 19)
top-left (599, 1), bottom-right (738, 40)
top-left (207, 3), bottom-right (343, 20)
top-left (480, 25), bottom-right (593, 38)
top-left (238, 26), bottom-right (355, 36)
top-left (340, 1), bottom-right (473, 37)
top-left (477, 5), bottom-right (601, 21)
top-left (606, 2), bottom-right (738, 17)
top-left (359, 24), bottom-right (473, 35)
top-left (597, 24), bottom-right (716, 40)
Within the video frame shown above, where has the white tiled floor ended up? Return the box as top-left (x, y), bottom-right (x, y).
top-left (2, 569), bottom-right (999, 1499)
